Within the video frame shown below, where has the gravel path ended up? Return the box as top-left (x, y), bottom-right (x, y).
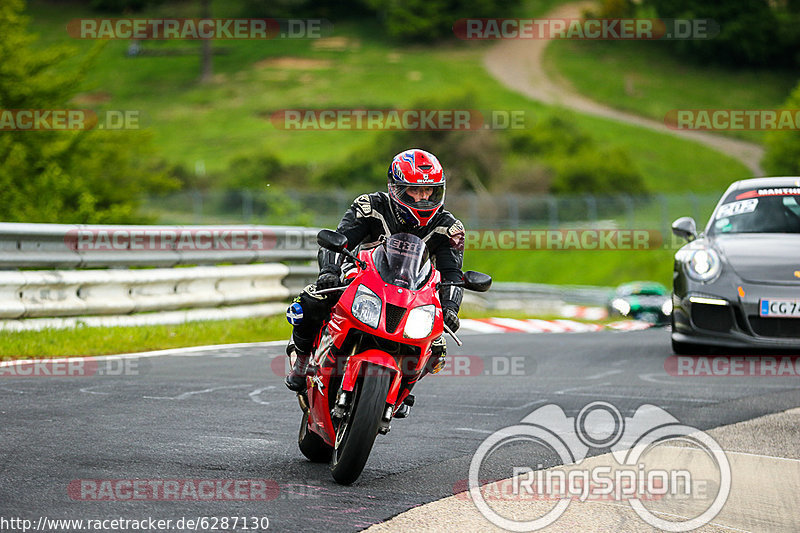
top-left (482, 1), bottom-right (765, 176)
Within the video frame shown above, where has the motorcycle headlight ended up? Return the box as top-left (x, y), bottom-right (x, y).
top-left (351, 285), bottom-right (381, 329)
top-left (403, 305), bottom-right (435, 339)
top-left (662, 299), bottom-right (673, 316)
top-left (685, 248), bottom-right (721, 282)
top-left (611, 298), bottom-right (631, 316)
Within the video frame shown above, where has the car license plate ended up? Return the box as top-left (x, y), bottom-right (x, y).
top-left (760, 299), bottom-right (800, 317)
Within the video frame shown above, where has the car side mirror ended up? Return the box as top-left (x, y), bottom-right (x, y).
top-left (672, 217), bottom-right (697, 242)
top-left (317, 229), bottom-right (347, 252)
top-left (463, 271), bottom-right (492, 292)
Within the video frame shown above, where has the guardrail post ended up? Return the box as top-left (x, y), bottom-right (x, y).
top-left (192, 190), bottom-right (204, 224)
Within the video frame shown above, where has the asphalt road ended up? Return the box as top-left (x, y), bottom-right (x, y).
top-left (2, 329), bottom-right (800, 532)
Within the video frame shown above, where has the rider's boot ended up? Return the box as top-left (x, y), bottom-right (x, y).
top-left (429, 335), bottom-right (447, 374)
top-left (284, 343), bottom-right (311, 392)
top-left (394, 394), bottom-right (415, 419)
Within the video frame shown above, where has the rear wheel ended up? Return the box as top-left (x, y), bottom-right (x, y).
top-left (330, 366), bottom-right (390, 485)
top-left (298, 410), bottom-right (333, 462)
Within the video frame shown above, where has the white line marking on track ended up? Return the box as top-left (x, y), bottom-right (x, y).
top-left (0, 341), bottom-right (288, 368)
top-left (554, 382), bottom-right (611, 395)
top-left (585, 369), bottom-right (623, 380)
top-left (79, 386), bottom-right (112, 395)
top-left (638, 372), bottom-right (797, 388)
top-left (248, 386), bottom-right (277, 405)
top-left (144, 384), bottom-right (255, 400)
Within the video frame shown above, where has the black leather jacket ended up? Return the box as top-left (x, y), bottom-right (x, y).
top-left (319, 192), bottom-right (465, 311)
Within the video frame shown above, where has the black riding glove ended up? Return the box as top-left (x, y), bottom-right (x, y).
top-left (443, 306), bottom-right (460, 333)
top-left (316, 272), bottom-right (340, 290)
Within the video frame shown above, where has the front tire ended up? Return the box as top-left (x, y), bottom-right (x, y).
top-left (298, 410), bottom-right (333, 462)
top-left (330, 366), bottom-right (390, 485)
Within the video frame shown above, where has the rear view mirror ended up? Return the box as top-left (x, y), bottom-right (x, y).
top-left (672, 217), bottom-right (697, 242)
top-left (317, 229), bottom-right (347, 252)
top-left (463, 270), bottom-right (492, 292)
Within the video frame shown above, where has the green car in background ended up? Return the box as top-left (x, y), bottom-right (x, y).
top-left (607, 281), bottom-right (672, 325)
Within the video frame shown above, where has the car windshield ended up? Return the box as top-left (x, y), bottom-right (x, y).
top-left (709, 190), bottom-right (800, 235)
top-left (372, 233), bottom-right (431, 290)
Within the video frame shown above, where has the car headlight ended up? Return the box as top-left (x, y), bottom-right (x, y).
top-left (351, 285), bottom-right (381, 329)
top-left (685, 248), bottom-right (722, 282)
top-left (661, 299), bottom-right (673, 316)
top-left (611, 298), bottom-right (631, 316)
top-left (403, 305), bottom-right (435, 339)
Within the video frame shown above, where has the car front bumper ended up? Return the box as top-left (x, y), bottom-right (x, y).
top-left (672, 282), bottom-right (800, 350)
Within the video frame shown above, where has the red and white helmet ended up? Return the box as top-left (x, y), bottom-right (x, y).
top-left (387, 149), bottom-right (445, 227)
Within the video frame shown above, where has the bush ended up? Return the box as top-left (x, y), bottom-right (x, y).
top-left (551, 147), bottom-right (647, 195)
top-left (366, 0), bottom-right (524, 41)
top-left (90, 0), bottom-right (162, 13)
top-left (315, 94), bottom-right (647, 196)
top-left (644, 0), bottom-right (799, 67)
top-left (583, 0), bottom-right (636, 18)
top-left (508, 115), bottom-right (593, 156)
top-left (763, 81), bottom-right (800, 175)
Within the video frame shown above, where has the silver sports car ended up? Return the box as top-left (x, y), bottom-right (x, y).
top-left (671, 177), bottom-right (800, 353)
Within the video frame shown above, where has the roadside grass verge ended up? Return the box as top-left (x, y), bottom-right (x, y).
top-left (0, 315), bottom-right (291, 360)
top-left (466, 246), bottom-right (677, 287)
top-left (546, 39), bottom-right (796, 144)
top-left (0, 304), bottom-right (628, 360)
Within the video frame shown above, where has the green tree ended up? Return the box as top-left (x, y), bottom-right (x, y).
top-left (0, 0), bottom-right (177, 223)
top-left (365, 0), bottom-right (523, 41)
top-left (644, 0), bottom-right (798, 67)
top-left (763, 81), bottom-right (800, 175)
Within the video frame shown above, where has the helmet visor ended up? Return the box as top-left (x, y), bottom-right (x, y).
top-left (389, 183), bottom-right (444, 210)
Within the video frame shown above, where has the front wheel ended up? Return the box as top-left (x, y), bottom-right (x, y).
top-left (298, 410), bottom-right (333, 462)
top-left (330, 366), bottom-right (390, 485)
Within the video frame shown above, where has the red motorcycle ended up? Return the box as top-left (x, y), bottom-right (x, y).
top-left (294, 230), bottom-right (491, 484)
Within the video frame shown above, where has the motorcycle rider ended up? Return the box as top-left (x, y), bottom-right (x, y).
top-left (284, 149), bottom-right (465, 410)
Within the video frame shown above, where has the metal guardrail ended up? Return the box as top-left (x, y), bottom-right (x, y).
top-left (0, 264), bottom-right (290, 319)
top-left (0, 222), bottom-right (616, 329)
top-left (0, 223), bottom-right (318, 268)
top-left (480, 282), bottom-right (614, 307)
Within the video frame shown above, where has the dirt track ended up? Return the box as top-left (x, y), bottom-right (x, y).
top-left (482, 1), bottom-right (764, 176)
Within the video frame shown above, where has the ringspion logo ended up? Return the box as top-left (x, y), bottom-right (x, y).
top-left (467, 402), bottom-right (730, 531)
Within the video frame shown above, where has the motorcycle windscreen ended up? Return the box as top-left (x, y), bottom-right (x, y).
top-left (373, 233), bottom-right (431, 290)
